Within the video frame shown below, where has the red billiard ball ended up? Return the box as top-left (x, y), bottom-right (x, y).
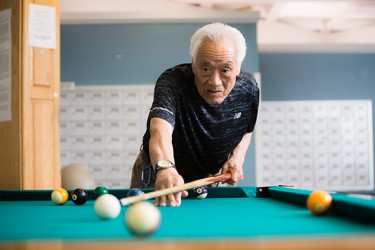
top-left (71, 188), bottom-right (88, 205)
top-left (307, 190), bottom-right (332, 215)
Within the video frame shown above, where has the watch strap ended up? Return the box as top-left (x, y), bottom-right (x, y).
top-left (155, 160), bottom-right (176, 172)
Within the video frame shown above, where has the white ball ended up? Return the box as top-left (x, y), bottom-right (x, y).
top-left (94, 194), bottom-right (121, 219)
top-left (125, 201), bottom-right (161, 236)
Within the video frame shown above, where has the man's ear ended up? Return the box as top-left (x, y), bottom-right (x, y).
top-left (236, 66), bottom-right (241, 76)
top-left (191, 62), bottom-right (196, 74)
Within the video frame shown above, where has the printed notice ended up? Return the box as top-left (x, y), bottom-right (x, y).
top-left (0, 9), bottom-right (11, 122)
top-left (29, 4), bottom-right (56, 49)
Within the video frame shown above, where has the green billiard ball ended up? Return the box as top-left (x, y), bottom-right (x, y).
top-left (94, 185), bottom-right (109, 199)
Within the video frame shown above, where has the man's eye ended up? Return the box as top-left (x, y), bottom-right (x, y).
top-left (222, 69), bottom-right (231, 73)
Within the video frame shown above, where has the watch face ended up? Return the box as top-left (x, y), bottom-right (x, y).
top-left (157, 160), bottom-right (174, 168)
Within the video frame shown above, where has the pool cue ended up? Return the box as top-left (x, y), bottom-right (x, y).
top-left (120, 173), bottom-right (232, 206)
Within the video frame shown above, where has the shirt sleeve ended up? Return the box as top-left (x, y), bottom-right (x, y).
top-left (149, 72), bottom-right (177, 128)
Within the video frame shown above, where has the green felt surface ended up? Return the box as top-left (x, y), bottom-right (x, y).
top-left (269, 186), bottom-right (375, 223)
top-left (1, 187), bottom-right (375, 242)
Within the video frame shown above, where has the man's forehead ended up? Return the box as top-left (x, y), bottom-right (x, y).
top-left (198, 59), bottom-right (235, 67)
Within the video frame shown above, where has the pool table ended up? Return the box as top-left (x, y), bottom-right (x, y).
top-left (1, 186), bottom-right (375, 249)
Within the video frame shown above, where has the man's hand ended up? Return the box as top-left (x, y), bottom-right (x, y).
top-left (154, 168), bottom-right (188, 207)
top-left (221, 154), bottom-right (244, 186)
top-left (221, 132), bottom-right (252, 185)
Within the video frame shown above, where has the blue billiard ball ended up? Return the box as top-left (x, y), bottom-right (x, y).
top-left (193, 186), bottom-right (208, 199)
top-left (126, 188), bottom-right (145, 197)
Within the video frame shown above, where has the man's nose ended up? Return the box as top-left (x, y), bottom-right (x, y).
top-left (208, 71), bottom-right (221, 87)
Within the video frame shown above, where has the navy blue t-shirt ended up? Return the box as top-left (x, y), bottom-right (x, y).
top-left (142, 63), bottom-right (259, 182)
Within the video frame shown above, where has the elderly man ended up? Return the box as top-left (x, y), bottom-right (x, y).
top-left (130, 22), bottom-right (259, 207)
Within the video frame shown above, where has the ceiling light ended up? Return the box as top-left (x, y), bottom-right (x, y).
top-left (279, 1), bottom-right (351, 18)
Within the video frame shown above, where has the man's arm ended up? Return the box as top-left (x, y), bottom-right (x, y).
top-left (222, 132), bottom-right (252, 185)
top-left (149, 117), bottom-right (174, 166)
top-left (149, 117), bottom-right (188, 206)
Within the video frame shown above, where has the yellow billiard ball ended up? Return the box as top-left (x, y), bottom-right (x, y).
top-left (307, 190), bottom-right (332, 215)
top-left (51, 188), bottom-right (69, 205)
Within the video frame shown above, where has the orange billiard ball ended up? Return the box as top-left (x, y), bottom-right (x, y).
top-left (306, 190), bottom-right (332, 215)
top-left (51, 188), bottom-right (69, 205)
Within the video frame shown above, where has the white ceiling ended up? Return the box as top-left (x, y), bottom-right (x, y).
top-left (60, 0), bottom-right (375, 53)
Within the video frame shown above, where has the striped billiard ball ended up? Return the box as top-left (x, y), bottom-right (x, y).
top-left (193, 186), bottom-right (208, 199)
top-left (51, 188), bottom-right (69, 205)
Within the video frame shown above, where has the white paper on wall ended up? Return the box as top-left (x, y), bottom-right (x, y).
top-left (0, 9), bottom-right (12, 122)
top-left (28, 4), bottom-right (56, 49)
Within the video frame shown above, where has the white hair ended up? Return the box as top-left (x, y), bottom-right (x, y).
top-left (190, 22), bottom-right (247, 67)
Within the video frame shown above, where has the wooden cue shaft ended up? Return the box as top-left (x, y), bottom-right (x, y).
top-left (120, 173), bottom-right (232, 206)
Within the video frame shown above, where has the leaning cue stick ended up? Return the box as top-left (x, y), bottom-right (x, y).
top-left (120, 173), bottom-right (232, 206)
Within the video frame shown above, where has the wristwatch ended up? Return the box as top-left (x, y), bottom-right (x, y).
top-left (155, 160), bottom-right (176, 172)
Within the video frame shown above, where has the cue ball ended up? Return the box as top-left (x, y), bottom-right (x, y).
top-left (307, 190), bottom-right (332, 216)
top-left (71, 188), bottom-right (88, 205)
top-left (126, 188), bottom-right (145, 197)
top-left (51, 188), bottom-right (69, 205)
top-left (94, 185), bottom-right (109, 199)
top-left (94, 194), bottom-right (121, 219)
top-left (125, 201), bottom-right (161, 237)
top-left (193, 186), bottom-right (208, 199)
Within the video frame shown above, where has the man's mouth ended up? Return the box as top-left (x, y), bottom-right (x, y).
top-left (207, 89), bottom-right (221, 94)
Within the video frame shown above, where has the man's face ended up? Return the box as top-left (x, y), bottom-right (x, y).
top-left (192, 39), bottom-right (240, 105)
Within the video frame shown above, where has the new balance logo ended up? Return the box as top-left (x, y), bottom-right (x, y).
top-left (234, 112), bottom-right (242, 119)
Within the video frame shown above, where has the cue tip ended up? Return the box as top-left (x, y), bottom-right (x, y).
top-left (120, 200), bottom-right (129, 206)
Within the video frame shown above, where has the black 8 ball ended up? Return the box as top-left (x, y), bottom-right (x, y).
top-left (193, 186), bottom-right (208, 199)
top-left (71, 188), bottom-right (88, 205)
